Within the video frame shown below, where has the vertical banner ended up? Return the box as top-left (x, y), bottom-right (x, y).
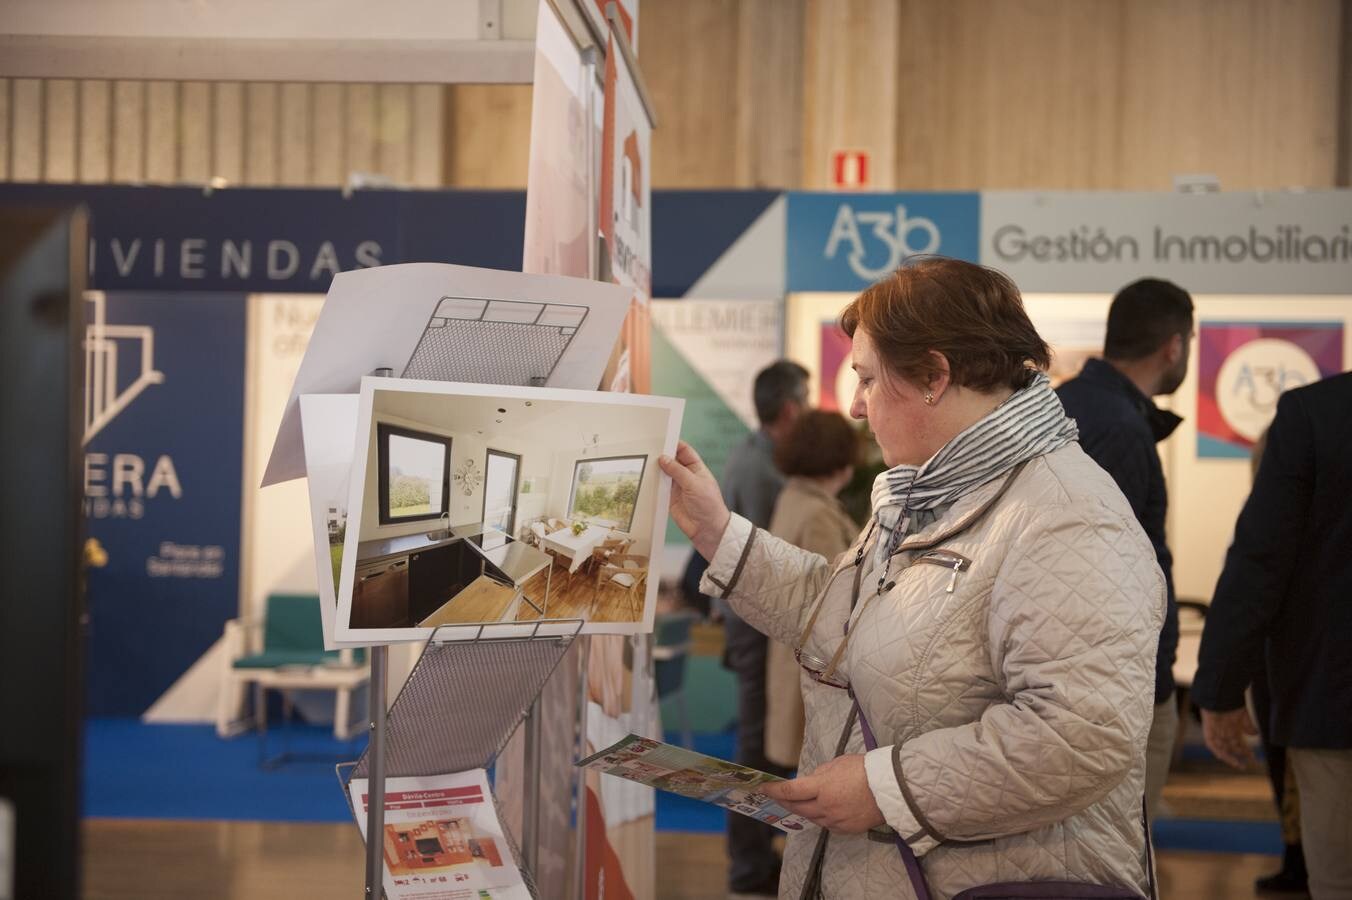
top-left (1196, 320), bottom-right (1345, 458)
top-left (243, 294), bottom-right (326, 622)
top-left (651, 298), bottom-right (783, 550)
top-left (513, 3), bottom-right (609, 895)
top-left (83, 292), bottom-right (246, 715)
top-left (523, 2), bottom-right (593, 280)
top-left (585, 24), bottom-right (657, 900)
top-left (600, 31), bottom-right (653, 395)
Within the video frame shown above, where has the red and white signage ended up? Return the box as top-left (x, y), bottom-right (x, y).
top-left (831, 149), bottom-right (871, 189)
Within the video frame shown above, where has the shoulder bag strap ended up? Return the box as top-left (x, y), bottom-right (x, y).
top-left (854, 698), bottom-right (934, 900)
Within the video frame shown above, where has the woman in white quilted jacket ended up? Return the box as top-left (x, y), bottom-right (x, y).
top-left (658, 256), bottom-right (1166, 900)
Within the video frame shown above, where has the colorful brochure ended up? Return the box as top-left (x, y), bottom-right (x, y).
top-left (348, 770), bottom-right (530, 900)
top-left (577, 734), bottom-right (810, 834)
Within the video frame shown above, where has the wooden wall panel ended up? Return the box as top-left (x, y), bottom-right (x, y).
top-left (1342, 0), bottom-right (1352, 185)
top-left (78, 80), bottom-right (111, 183)
top-left (0, 2), bottom-right (1343, 192)
top-left (0, 76), bottom-right (438, 189)
top-left (802, 0), bottom-right (901, 189)
top-left (377, 83), bottom-right (413, 184)
top-left (734, 0), bottom-right (805, 188)
top-left (411, 83), bottom-right (444, 187)
top-left (244, 82), bottom-right (278, 185)
top-left (891, 0), bottom-right (1123, 190)
top-left (279, 82), bottom-right (312, 186)
top-left (0, 81), bottom-right (9, 180)
top-left (144, 81), bottom-right (178, 182)
top-left (212, 82), bottom-right (246, 184)
top-left (890, 0), bottom-right (1341, 190)
top-left (110, 80), bottom-right (144, 182)
top-left (1123, 0), bottom-right (1339, 189)
top-left (643, 0), bottom-right (740, 187)
top-left (311, 83), bottom-right (345, 186)
top-left (443, 84), bottom-right (532, 187)
top-left (42, 79), bottom-right (78, 182)
top-left (179, 81), bottom-right (212, 182)
top-left (345, 83), bottom-right (378, 177)
top-left (11, 79), bottom-right (43, 182)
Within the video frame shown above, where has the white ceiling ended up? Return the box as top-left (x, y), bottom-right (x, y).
top-left (373, 388), bottom-right (670, 448)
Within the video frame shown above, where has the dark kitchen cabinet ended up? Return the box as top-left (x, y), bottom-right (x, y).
top-left (352, 558), bottom-right (410, 629)
top-left (408, 540), bottom-right (491, 624)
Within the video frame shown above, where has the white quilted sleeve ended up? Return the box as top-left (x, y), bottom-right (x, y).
top-left (880, 502), bottom-right (1165, 847)
top-left (699, 513), bottom-right (837, 647)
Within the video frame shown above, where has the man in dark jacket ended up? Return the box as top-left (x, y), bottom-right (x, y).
top-left (1056, 278), bottom-right (1191, 819)
top-left (1194, 372), bottom-right (1352, 899)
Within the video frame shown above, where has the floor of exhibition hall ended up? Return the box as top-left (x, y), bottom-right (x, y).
top-left (82, 821), bottom-right (1283, 900)
top-left (80, 623), bottom-right (1293, 899)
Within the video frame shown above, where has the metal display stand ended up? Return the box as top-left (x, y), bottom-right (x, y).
top-left (341, 620), bottom-right (585, 898)
top-left (339, 4), bottom-right (660, 897)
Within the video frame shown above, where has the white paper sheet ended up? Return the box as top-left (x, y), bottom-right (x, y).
top-left (348, 770), bottom-right (530, 900)
top-left (333, 376), bottom-right (682, 646)
top-left (300, 394), bottom-right (361, 650)
top-left (264, 263), bottom-right (632, 487)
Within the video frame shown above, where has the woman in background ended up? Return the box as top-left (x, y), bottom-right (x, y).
top-left (764, 411), bottom-right (861, 770)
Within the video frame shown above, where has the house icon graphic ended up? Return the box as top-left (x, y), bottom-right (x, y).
top-left (619, 130), bottom-right (643, 235)
top-left (83, 293), bottom-right (164, 445)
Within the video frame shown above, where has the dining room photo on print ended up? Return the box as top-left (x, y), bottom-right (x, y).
top-left (332, 376), bottom-right (683, 645)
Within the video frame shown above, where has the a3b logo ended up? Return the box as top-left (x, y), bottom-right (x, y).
top-left (823, 203), bottom-right (941, 281)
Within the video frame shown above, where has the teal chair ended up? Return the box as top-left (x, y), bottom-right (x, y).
top-left (654, 611), bottom-right (698, 748)
top-left (217, 594), bottom-right (368, 743)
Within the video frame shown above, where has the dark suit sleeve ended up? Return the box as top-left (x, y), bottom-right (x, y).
top-left (1192, 391), bottom-right (1316, 712)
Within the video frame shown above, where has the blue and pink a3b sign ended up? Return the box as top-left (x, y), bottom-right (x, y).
top-left (1197, 320), bottom-right (1345, 458)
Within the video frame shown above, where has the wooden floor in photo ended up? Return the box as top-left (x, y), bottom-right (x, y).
top-left (515, 560), bottom-right (645, 624)
top-left (82, 818), bottom-right (1287, 900)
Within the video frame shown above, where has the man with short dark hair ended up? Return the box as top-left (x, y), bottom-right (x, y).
top-left (1056, 278), bottom-right (1193, 819)
top-left (722, 359), bottom-right (808, 897)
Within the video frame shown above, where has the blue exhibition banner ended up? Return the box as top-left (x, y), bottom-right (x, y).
top-left (786, 191), bottom-right (981, 293)
top-left (83, 292), bottom-right (247, 716)
top-left (0, 184), bottom-right (527, 294)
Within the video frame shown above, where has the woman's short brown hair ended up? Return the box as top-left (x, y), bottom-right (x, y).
top-left (774, 410), bottom-right (861, 478)
top-left (839, 256), bottom-right (1050, 393)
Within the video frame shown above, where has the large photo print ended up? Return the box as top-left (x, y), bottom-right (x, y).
top-left (333, 377), bottom-right (682, 645)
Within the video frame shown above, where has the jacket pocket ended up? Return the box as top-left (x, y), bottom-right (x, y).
top-left (911, 549), bottom-right (972, 593)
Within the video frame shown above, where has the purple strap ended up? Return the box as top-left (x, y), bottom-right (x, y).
top-left (854, 696), bottom-right (934, 900)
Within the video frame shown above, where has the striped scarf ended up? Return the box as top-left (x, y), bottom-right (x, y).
top-left (871, 371), bottom-right (1077, 564)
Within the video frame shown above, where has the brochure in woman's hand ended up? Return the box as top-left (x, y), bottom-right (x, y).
top-left (577, 734), bottom-right (810, 833)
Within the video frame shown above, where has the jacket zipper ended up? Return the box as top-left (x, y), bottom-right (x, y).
top-left (911, 551), bottom-right (972, 593)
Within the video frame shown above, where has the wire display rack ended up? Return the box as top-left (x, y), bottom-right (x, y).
top-left (338, 620), bottom-right (585, 898)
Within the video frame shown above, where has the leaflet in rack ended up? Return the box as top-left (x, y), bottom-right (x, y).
top-left (577, 734), bottom-right (810, 834)
top-left (348, 770), bottom-right (530, 900)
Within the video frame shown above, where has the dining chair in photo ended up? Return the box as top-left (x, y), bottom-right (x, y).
top-left (584, 536), bottom-right (632, 577)
top-left (593, 553), bottom-right (649, 619)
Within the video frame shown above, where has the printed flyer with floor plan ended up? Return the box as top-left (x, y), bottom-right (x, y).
top-left (348, 770), bottom-right (530, 900)
top-left (577, 734), bottom-right (810, 834)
